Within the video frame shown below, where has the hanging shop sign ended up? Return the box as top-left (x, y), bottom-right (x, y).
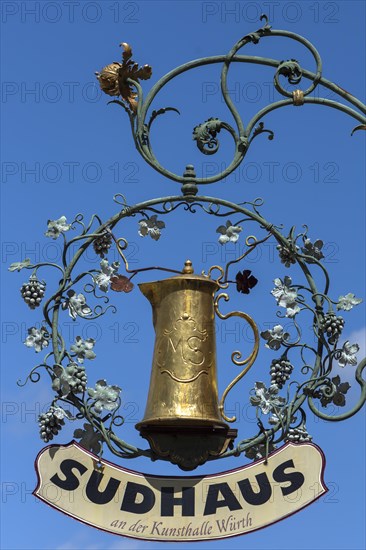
top-left (34, 441), bottom-right (327, 542)
top-left (10, 13), bottom-right (365, 543)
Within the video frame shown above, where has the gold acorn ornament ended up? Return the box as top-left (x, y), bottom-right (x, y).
top-left (96, 42), bottom-right (152, 113)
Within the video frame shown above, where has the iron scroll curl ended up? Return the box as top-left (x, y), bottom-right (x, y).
top-left (96, 14), bottom-right (365, 187)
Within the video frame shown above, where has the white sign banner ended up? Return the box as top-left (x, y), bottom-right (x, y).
top-left (34, 441), bottom-right (327, 542)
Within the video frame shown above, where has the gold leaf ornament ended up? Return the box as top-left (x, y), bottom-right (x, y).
top-left (96, 42), bottom-right (152, 113)
top-left (121, 42), bottom-right (132, 63)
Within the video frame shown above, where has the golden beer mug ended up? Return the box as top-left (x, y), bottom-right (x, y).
top-left (136, 260), bottom-right (259, 470)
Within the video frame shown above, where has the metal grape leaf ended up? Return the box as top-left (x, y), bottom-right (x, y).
top-left (110, 275), bottom-right (134, 293)
top-left (236, 270), bottom-right (258, 294)
top-left (74, 423), bottom-right (103, 454)
top-left (8, 258), bottom-right (31, 272)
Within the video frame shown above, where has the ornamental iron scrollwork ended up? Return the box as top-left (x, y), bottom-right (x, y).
top-left (11, 16), bottom-right (366, 467)
top-left (95, 14), bottom-right (365, 188)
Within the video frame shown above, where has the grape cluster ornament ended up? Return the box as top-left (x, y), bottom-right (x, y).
top-left (321, 312), bottom-right (345, 345)
top-left (270, 358), bottom-right (294, 389)
top-left (39, 407), bottom-right (68, 443)
top-left (21, 275), bottom-right (46, 310)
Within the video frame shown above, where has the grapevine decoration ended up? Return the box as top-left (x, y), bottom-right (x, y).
top-left (11, 15), bottom-right (366, 466)
top-left (11, 200), bottom-right (366, 464)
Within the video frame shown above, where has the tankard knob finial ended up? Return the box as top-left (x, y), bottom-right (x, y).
top-left (182, 259), bottom-right (194, 274)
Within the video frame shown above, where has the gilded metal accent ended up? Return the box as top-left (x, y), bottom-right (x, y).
top-left (205, 265), bottom-right (228, 288)
top-left (293, 90), bottom-right (305, 106)
top-left (214, 294), bottom-right (260, 422)
top-left (132, 260), bottom-right (261, 467)
top-left (182, 259), bottom-right (194, 274)
top-left (136, 261), bottom-right (238, 468)
top-left (96, 42), bottom-right (152, 113)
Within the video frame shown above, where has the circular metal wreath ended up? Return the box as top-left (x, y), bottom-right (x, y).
top-left (12, 194), bottom-right (366, 464)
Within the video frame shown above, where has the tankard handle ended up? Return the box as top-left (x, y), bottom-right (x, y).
top-left (214, 293), bottom-right (259, 423)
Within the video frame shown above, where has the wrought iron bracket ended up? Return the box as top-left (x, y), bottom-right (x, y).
top-left (11, 15), bottom-right (366, 467)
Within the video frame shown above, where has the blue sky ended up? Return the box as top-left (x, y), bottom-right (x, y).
top-left (1, 1), bottom-right (365, 549)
